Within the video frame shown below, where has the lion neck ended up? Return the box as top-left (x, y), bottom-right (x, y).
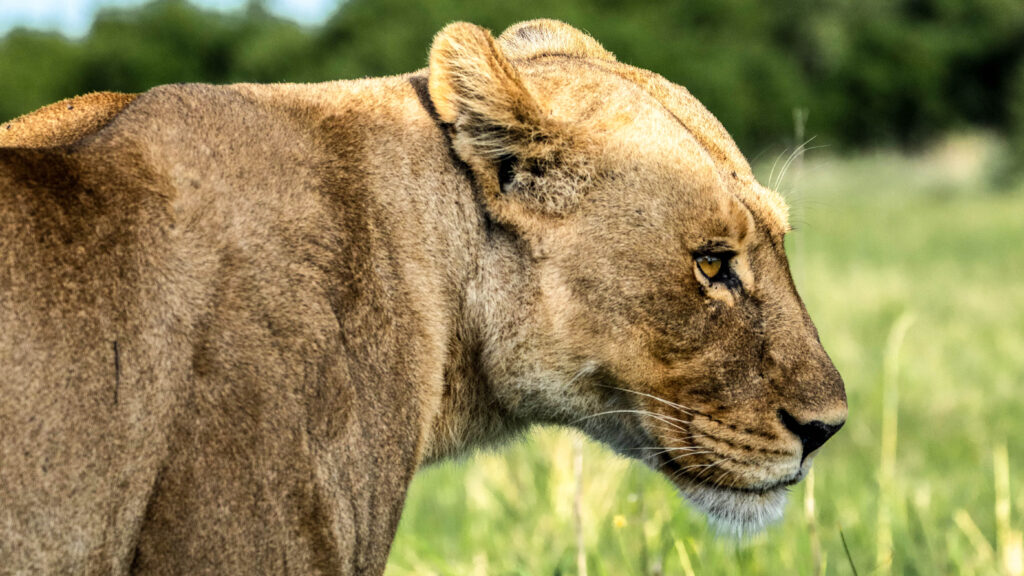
top-left (421, 222), bottom-right (606, 465)
top-left (399, 71), bottom-right (591, 465)
top-left (418, 214), bottom-right (578, 465)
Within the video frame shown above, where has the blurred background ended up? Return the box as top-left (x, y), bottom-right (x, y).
top-left (2, 1), bottom-right (1022, 574)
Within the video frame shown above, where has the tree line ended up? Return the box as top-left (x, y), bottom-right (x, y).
top-left (2, 0), bottom-right (1023, 156)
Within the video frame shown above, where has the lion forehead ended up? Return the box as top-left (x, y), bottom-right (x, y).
top-left (494, 24), bottom-right (789, 234)
top-left (598, 63), bottom-right (790, 234)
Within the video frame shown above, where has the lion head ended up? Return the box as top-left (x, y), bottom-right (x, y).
top-left (428, 20), bottom-right (847, 535)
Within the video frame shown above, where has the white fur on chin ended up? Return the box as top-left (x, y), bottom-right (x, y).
top-left (680, 483), bottom-right (788, 539)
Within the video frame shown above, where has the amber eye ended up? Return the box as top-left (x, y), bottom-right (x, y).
top-left (696, 255), bottom-right (724, 280)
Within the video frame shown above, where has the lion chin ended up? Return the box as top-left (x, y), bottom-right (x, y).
top-left (638, 444), bottom-right (796, 538)
top-left (679, 483), bottom-right (789, 538)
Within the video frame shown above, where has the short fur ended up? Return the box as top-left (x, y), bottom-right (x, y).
top-left (0, 20), bottom-right (846, 574)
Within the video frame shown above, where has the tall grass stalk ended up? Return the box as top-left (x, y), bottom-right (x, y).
top-left (995, 443), bottom-right (1023, 575)
top-left (574, 437), bottom-right (587, 576)
top-left (954, 509), bottom-right (995, 567)
top-left (804, 468), bottom-right (823, 576)
top-left (673, 539), bottom-right (697, 576)
top-left (876, 313), bottom-right (915, 574)
top-left (839, 526), bottom-right (859, 576)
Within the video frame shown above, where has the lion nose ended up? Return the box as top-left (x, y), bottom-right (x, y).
top-left (777, 409), bottom-right (844, 461)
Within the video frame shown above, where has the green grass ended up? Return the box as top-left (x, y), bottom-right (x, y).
top-left (385, 135), bottom-right (1024, 575)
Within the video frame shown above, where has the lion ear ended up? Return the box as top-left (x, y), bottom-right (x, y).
top-left (429, 23), bottom-right (552, 160)
top-left (428, 23), bottom-right (589, 220)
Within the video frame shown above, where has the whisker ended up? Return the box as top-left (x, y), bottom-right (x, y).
top-left (670, 462), bottom-right (716, 484)
top-left (630, 444), bottom-right (710, 454)
top-left (726, 471), bottom-right (742, 491)
top-left (773, 136), bottom-right (820, 190)
top-left (676, 461), bottom-right (719, 473)
top-left (647, 447), bottom-right (714, 460)
top-left (650, 421), bottom-right (697, 441)
top-left (650, 424), bottom-right (712, 444)
top-left (574, 409), bottom-right (689, 434)
top-left (566, 364), bottom-right (597, 387)
top-left (649, 426), bottom-right (708, 443)
top-left (640, 411), bottom-right (692, 427)
top-left (699, 456), bottom-right (736, 485)
top-left (694, 465), bottom-right (723, 485)
top-left (767, 148), bottom-right (785, 193)
top-left (667, 451), bottom-right (738, 489)
top-left (776, 140), bottom-right (809, 189)
top-left (683, 461), bottom-right (727, 486)
top-left (650, 421), bottom-right (714, 440)
top-left (669, 450), bottom-right (718, 466)
top-left (596, 384), bottom-right (697, 416)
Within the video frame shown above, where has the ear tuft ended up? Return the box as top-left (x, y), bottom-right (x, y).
top-left (498, 19), bottom-right (615, 63)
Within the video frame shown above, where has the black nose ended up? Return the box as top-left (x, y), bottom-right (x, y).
top-left (778, 409), bottom-right (844, 461)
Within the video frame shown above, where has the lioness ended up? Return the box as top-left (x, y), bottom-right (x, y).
top-left (0, 19), bottom-right (847, 574)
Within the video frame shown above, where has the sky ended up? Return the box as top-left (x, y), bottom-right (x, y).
top-left (0, 0), bottom-right (340, 37)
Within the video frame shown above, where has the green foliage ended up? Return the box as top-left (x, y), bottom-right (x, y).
top-left (2, 0), bottom-right (1024, 154)
top-left (0, 30), bottom-right (80, 119)
top-left (1007, 61), bottom-right (1024, 179)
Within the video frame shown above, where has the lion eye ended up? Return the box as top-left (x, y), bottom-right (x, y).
top-left (696, 255), bottom-right (723, 279)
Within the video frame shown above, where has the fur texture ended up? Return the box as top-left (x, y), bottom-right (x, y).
top-left (0, 20), bottom-right (846, 574)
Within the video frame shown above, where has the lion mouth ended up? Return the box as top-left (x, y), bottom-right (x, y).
top-left (655, 451), bottom-right (802, 494)
top-left (655, 451), bottom-right (801, 537)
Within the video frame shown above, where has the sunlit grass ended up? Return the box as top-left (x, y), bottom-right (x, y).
top-left (386, 135), bottom-right (1024, 575)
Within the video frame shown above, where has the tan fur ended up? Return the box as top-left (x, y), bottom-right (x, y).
top-left (499, 19), bottom-right (616, 62)
top-left (0, 91), bottom-right (136, 147)
top-left (0, 20), bottom-right (846, 574)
